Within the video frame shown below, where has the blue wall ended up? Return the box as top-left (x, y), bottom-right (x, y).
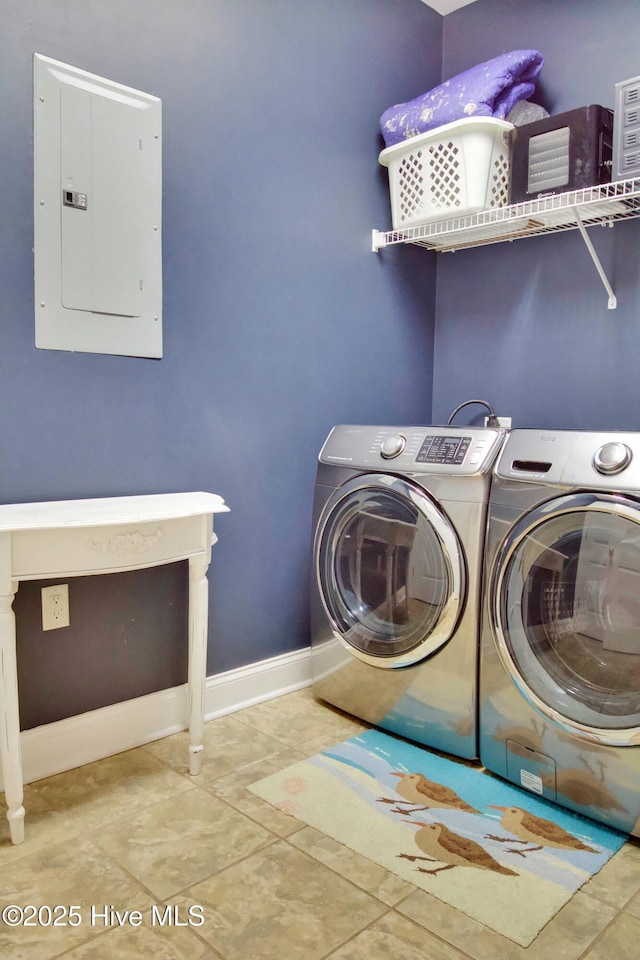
top-left (433, 0), bottom-right (640, 429)
top-left (0, 0), bottom-right (441, 726)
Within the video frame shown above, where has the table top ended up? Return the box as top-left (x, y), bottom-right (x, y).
top-left (0, 492), bottom-right (229, 532)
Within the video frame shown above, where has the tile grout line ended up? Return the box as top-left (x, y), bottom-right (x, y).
top-left (318, 905), bottom-right (396, 960)
top-left (82, 830), bottom-right (260, 959)
top-left (575, 894), bottom-right (640, 960)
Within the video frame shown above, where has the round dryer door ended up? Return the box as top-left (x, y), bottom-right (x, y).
top-left (493, 492), bottom-right (640, 744)
top-left (315, 474), bottom-right (465, 668)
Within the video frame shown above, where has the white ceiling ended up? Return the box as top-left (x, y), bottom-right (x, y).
top-left (420, 0), bottom-right (478, 15)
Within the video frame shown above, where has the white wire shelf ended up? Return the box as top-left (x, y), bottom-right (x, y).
top-left (372, 178), bottom-right (640, 310)
top-left (372, 178), bottom-right (640, 253)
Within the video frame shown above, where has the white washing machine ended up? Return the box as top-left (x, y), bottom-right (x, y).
top-left (310, 423), bottom-right (506, 759)
top-left (479, 428), bottom-right (640, 836)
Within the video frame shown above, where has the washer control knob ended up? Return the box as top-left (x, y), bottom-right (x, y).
top-left (593, 441), bottom-right (633, 475)
top-left (380, 434), bottom-right (406, 459)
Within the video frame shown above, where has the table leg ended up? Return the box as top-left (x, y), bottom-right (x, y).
top-left (0, 584), bottom-right (25, 844)
top-left (187, 555), bottom-right (209, 776)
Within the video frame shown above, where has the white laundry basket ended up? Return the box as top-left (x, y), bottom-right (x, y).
top-left (379, 116), bottom-right (514, 228)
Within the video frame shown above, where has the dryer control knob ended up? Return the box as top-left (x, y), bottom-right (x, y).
top-left (380, 434), bottom-right (406, 459)
top-left (593, 441), bottom-right (633, 475)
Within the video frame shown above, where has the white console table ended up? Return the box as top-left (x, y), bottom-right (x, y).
top-left (0, 491), bottom-right (229, 845)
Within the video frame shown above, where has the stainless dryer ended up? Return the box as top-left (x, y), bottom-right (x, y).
top-left (310, 423), bottom-right (505, 759)
top-left (479, 429), bottom-right (640, 836)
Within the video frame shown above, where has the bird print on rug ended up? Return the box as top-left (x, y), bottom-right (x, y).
top-left (399, 820), bottom-right (518, 876)
top-left (487, 805), bottom-right (599, 856)
top-left (379, 771), bottom-right (479, 814)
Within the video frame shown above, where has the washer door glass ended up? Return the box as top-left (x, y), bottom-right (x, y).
top-left (316, 475), bottom-right (465, 667)
top-left (496, 493), bottom-right (640, 735)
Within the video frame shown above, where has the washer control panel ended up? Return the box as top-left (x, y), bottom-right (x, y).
top-left (593, 441), bottom-right (633, 475)
top-left (319, 425), bottom-right (505, 474)
top-left (496, 430), bottom-right (640, 490)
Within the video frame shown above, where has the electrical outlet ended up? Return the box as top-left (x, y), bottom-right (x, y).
top-left (485, 416), bottom-right (512, 429)
top-left (41, 584), bottom-right (70, 631)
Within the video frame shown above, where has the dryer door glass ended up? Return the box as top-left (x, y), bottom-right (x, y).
top-left (316, 476), bottom-right (465, 667)
top-left (497, 493), bottom-right (640, 733)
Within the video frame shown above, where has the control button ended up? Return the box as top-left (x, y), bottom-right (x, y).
top-left (592, 442), bottom-right (633, 475)
top-left (380, 434), bottom-right (406, 459)
top-left (469, 455), bottom-right (481, 465)
top-left (476, 441), bottom-right (487, 449)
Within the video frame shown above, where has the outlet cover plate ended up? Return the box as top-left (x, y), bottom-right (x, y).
top-left (41, 583), bottom-right (70, 630)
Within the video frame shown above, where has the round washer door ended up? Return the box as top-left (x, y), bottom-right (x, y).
top-left (315, 474), bottom-right (466, 668)
top-left (493, 492), bottom-right (640, 744)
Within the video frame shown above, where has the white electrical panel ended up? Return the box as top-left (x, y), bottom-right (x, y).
top-left (33, 54), bottom-right (163, 358)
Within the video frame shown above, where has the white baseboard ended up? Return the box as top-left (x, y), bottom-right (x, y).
top-left (3, 647), bottom-right (312, 789)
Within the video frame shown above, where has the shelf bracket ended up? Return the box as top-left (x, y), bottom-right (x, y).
top-left (573, 207), bottom-right (617, 310)
top-left (372, 229), bottom-right (386, 253)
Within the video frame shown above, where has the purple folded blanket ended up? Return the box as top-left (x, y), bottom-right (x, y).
top-left (380, 49), bottom-right (544, 148)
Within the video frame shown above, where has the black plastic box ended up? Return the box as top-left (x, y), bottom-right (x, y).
top-left (510, 105), bottom-right (613, 203)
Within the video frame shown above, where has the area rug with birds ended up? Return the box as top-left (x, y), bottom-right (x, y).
top-left (248, 729), bottom-right (626, 946)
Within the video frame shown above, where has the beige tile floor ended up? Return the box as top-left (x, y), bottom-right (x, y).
top-left (1, 687), bottom-right (639, 960)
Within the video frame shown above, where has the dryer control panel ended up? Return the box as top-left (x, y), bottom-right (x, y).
top-left (319, 425), bottom-right (505, 475)
top-left (416, 434), bottom-right (472, 465)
